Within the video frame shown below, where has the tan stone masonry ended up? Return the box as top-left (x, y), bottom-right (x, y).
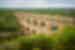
top-left (15, 12), bottom-right (72, 36)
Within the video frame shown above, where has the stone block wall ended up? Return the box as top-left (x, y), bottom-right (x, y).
top-left (15, 12), bottom-right (72, 36)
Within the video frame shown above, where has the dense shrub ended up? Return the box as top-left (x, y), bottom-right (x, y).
top-left (18, 35), bottom-right (55, 50)
top-left (32, 35), bottom-right (54, 50)
top-left (0, 10), bottom-right (19, 32)
top-left (56, 26), bottom-right (75, 50)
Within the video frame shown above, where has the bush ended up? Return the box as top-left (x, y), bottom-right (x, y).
top-left (18, 35), bottom-right (54, 50)
top-left (32, 35), bottom-right (54, 50)
top-left (57, 26), bottom-right (75, 50)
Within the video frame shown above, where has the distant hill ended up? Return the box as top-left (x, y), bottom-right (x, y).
top-left (13, 8), bottom-right (75, 16)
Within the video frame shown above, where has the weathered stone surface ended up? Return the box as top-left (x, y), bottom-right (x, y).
top-left (15, 12), bottom-right (72, 36)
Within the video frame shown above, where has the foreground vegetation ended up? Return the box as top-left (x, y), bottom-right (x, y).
top-left (0, 26), bottom-right (75, 50)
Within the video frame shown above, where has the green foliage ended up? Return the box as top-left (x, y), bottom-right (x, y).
top-left (1, 26), bottom-right (75, 50)
top-left (57, 26), bottom-right (75, 50)
top-left (18, 35), bottom-right (54, 50)
top-left (0, 10), bottom-right (19, 32)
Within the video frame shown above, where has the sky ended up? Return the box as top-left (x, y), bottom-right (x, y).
top-left (0, 0), bottom-right (75, 8)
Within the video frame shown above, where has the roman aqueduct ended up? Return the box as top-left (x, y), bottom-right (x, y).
top-left (15, 12), bottom-right (72, 36)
